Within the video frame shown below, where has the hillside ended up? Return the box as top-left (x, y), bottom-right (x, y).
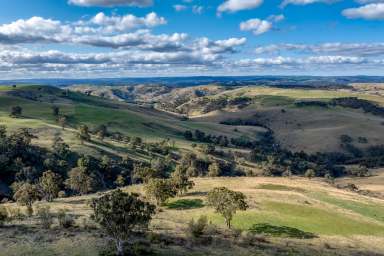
top-left (2, 176), bottom-right (384, 255)
top-left (67, 84), bottom-right (384, 154)
top-left (0, 85), bottom-right (262, 151)
top-left (1, 84), bottom-right (384, 256)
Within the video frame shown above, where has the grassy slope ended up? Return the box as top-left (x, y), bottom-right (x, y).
top-left (0, 85), bottom-right (259, 157)
top-left (193, 86), bottom-right (384, 153)
top-left (2, 177), bottom-right (384, 255)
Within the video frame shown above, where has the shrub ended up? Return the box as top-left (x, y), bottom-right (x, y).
top-left (238, 231), bottom-right (257, 246)
top-left (187, 215), bottom-right (208, 238)
top-left (340, 134), bottom-right (353, 144)
top-left (57, 209), bottom-right (75, 228)
top-left (39, 170), bottom-right (62, 202)
top-left (13, 183), bottom-right (40, 216)
top-left (0, 206), bottom-right (8, 226)
top-left (36, 206), bottom-right (54, 229)
top-left (304, 169), bottom-right (316, 179)
top-left (90, 190), bottom-right (156, 256)
top-left (58, 191), bottom-right (67, 198)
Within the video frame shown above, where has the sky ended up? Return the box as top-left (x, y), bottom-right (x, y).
top-left (0, 0), bottom-right (383, 79)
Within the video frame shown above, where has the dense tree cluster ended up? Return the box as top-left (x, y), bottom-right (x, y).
top-left (295, 97), bottom-right (384, 118)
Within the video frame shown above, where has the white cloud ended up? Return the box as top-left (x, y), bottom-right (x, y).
top-left (356, 0), bottom-right (384, 3)
top-left (342, 3), bottom-right (384, 20)
top-left (240, 18), bottom-right (272, 35)
top-left (174, 4), bottom-right (187, 11)
top-left (68, 0), bottom-right (153, 7)
top-left (268, 14), bottom-right (285, 22)
top-left (0, 17), bottom-right (71, 44)
top-left (280, 0), bottom-right (338, 8)
top-left (218, 0), bottom-right (263, 14)
top-left (91, 12), bottom-right (166, 32)
top-left (254, 42), bottom-right (384, 56)
top-left (235, 55), bottom-right (368, 67)
top-left (192, 5), bottom-right (204, 14)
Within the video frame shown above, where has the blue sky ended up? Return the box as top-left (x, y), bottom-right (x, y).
top-left (0, 0), bottom-right (383, 78)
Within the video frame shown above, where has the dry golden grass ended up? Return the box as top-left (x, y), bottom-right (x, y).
top-left (3, 177), bottom-right (383, 255)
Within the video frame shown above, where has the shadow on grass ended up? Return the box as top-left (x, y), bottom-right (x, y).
top-left (186, 191), bottom-right (208, 197)
top-left (256, 184), bottom-right (306, 193)
top-left (249, 223), bottom-right (317, 239)
top-left (166, 199), bottom-right (204, 210)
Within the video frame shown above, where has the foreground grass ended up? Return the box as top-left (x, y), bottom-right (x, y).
top-left (2, 177), bottom-right (384, 255)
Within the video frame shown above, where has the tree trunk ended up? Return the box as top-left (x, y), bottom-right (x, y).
top-left (116, 239), bottom-right (124, 256)
top-left (225, 218), bottom-right (231, 229)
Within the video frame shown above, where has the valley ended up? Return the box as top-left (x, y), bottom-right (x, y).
top-left (0, 82), bottom-right (384, 256)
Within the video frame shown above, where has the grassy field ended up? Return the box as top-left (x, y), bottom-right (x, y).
top-left (2, 177), bottom-right (384, 256)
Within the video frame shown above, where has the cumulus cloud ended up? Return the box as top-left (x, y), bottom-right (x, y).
top-left (280, 0), bottom-right (339, 8)
top-left (0, 14), bottom-right (173, 49)
top-left (0, 17), bottom-right (71, 44)
top-left (73, 30), bottom-right (188, 50)
top-left (218, 0), bottom-right (263, 14)
top-left (254, 42), bottom-right (384, 56)
top-left (0, 34), bottom-right (247, 77)
top-left (68, 0), bottom-right (153, 7)
top-left (235, 55), bottom-right (368, 68)
top-left (342, 3), bottom-right (384, 20)
top-left (91, 12), bottom-right (166, 32)
top-left (240, 18), bottom-right (272, 35)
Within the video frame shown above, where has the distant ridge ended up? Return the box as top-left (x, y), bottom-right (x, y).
top-left (1, 75), bottom-right (384, 88)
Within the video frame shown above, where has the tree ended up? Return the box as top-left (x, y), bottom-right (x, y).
top-left (207, 187), bottom-right (248, 228)
top-left (78, 124), bottom-right (91, 144)
top-left (58, 116), bottom-right (67, 130)
top-left (114, 175), bottom-right (126, 187)
top-left (91, 190), bottom-right (156, 256)
top-left (208, 162), bottom-right (221, 177)
top-left (171, 165), bottom-right (194, 195)
top-left (65, 166), bottom-right (94, 195)
top-left (96, 124), bottom-right (107, 141)
top-left (13, 183), bottom-right (40, 216)
top-left (144, 178), bottom-right (177, 206)
top-left (52, 136), bottom-right (70, 159)
top-left (132, 164), bottom-right (160, 184)
top-left (199, 144), bottom-right (215, 154)
top-left (52, 106), bottom-right (60, 117)
top-left (39, 171), bottom-right (62, 202)
top-left (151, 158), bottom-right (169, 178)
top-left (184, 130), bottom-right (193, 140)
top-left (10, 106), bottom-right (22, 117)
top-left (304, 169), bottom-right (316, 179)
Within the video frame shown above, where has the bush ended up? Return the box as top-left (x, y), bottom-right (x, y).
top-left (0, 206), bottom-right (8, 226)
top-left (304, 169), bottom-right (316, 179)
top-left (187, 215), bottom-right (208, 238)
top-left (57, 209), bottom-right (75, 228)
top-left (238, 231), bottom-right (257, 246)
top-left (58, 191), bottom-right (67, 198)
top-left (36, 206), bottom-right (54, 229)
